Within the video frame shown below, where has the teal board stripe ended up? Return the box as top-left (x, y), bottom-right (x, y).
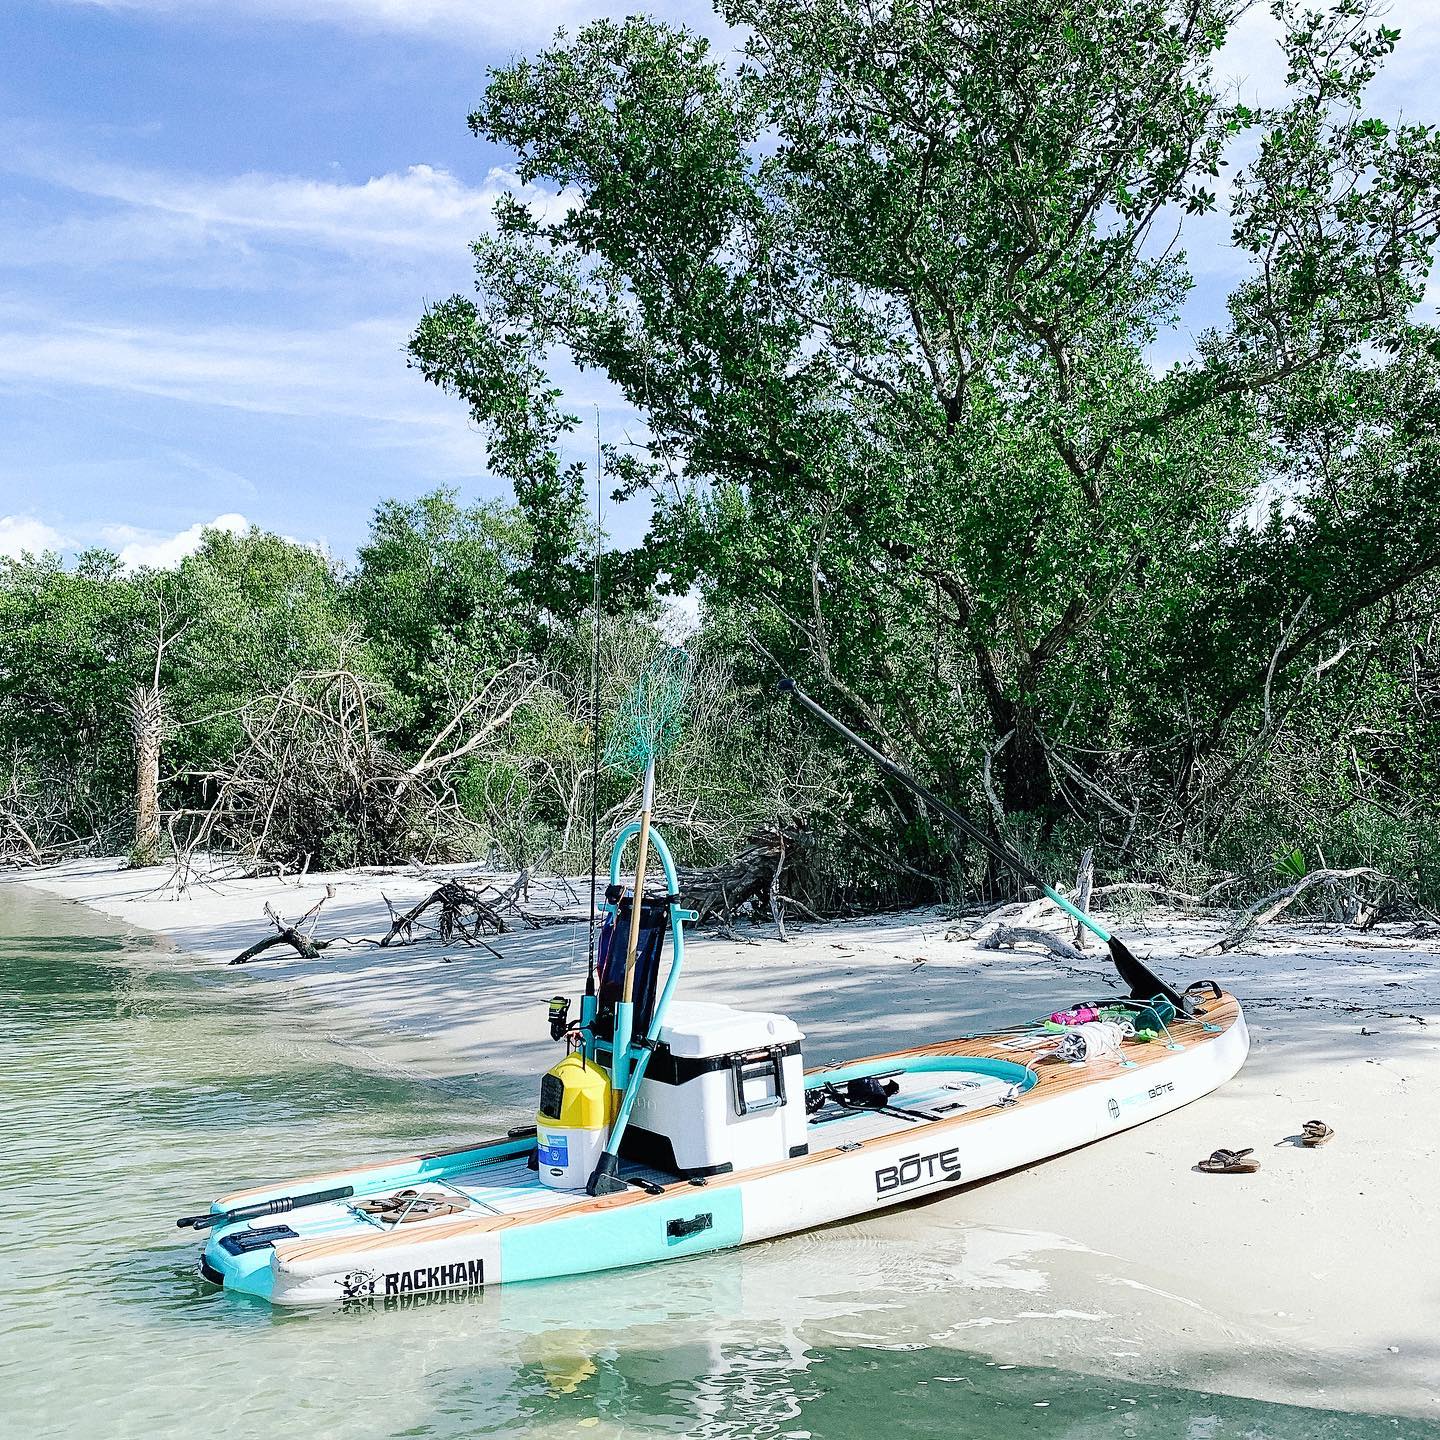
top-left (805, 1055), bottom-right (1036, 1091)
top-left (500, 1187), bottom-right (744, 1284)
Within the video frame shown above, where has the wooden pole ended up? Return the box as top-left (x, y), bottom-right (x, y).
top-left (620, 758), bottom-right (655, 1004)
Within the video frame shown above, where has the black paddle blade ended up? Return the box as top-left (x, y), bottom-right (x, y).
top-left (1108, 937), bottom-right (1193, 1016)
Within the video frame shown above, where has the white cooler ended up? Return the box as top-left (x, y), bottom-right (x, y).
top-left (622, 1000), bottom-right (807, 1177)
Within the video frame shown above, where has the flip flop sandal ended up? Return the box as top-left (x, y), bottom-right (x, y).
top-left (1300, 1120), bottom-right (1334, 1147)
top-left (1196, 1147), bottom-right (1260, 1174)
top-left (357, 1187), bottom-right (421, 1215)
top-left (357, 1188), bottom-right (467, 1223)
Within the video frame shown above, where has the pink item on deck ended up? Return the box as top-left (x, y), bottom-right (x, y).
top-left (1049, 1005), bottom-right (1100, 1026)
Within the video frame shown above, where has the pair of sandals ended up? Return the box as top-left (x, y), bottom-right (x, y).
top-left (355, 1188), bottom-right (467, 1223)
top-left (1197, 1120), bottom-right (1333, 1174)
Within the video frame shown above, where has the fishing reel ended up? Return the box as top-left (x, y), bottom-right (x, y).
top-left (547, 996), bottom-right (572, 1042)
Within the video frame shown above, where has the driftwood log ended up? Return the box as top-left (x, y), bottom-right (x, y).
top-left (981, 925), bottom-right (1086, 963)
top-left (1213, 866), bottom-right (1383, 951)
top-left (673, 828), bottom-right (811, 926)
top-left (230, 889), bottom-right (337, 964)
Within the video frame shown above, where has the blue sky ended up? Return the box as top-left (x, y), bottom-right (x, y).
top-left (0, 0), bottom-right (1436, 567)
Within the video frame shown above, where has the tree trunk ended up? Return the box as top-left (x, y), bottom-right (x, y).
top-left (959, 624), bottom-right (1055, 816)
top-left (988, 694), bottom-right (1053, 814)
top-left (130, 682), bottom-right (163, 867)
top-left (1001, 722), bottom-right (1052, 812)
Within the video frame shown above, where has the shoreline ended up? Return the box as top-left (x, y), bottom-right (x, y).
top-left (8, 857), bottom-right (1439, 1418)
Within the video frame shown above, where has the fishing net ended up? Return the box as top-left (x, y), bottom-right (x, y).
top-left (603, 647), bottom-right (693, 775)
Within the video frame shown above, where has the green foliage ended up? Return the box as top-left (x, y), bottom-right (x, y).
top-left (0, 501), bottom-right (807, 880)
top-left (8, 1), bottom-right (1440, 903)
top-left (167, 527), bottom-right (361, 774)
top-left (350, 489), bottom-right (544, 746)
top-left (408, 0), bottom-right (1440, 900)
top-left (0, 549), bottom-right (157, 841)
top-left (1274, 849), bottom-right (1308, 882)
top-left (452, 625), bottom-right (822, 872)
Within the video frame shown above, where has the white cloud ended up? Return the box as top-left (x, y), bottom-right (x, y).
top-left (101, 512), bottom-right (249, 568)
top-left (0, 307), bottom-right (496, 479)
top-left (0, 150), bottom-right (543, 481)
top-left (0, 514), bottom-right (70, 558)
top-left (0, 312), bottom-right (436, 423)
top-left (0, 509), bottom-right (326, 568)
top-left (6, 153), bottom-right (565, 258)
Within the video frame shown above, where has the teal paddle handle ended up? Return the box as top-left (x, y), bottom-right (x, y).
top-left (1043, 884), bottom-right (1110, 944)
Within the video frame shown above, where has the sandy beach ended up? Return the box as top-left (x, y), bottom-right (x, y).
top-left (11, 857), bottom-right (1439, 1420)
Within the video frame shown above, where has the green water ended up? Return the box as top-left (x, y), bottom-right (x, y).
top-left (1, 883), bottom-right (1433, 1440)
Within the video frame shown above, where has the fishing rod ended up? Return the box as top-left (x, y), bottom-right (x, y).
top-left (777, 679), bottom-right (1192, 1015)
top-left (586, 406), bottom-right (604, 1004)
top-left (177, 1184), bottom-right (356, 1232)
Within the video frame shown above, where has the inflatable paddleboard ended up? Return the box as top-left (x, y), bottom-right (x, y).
top-left (192, 987), bottom-right (1247, 1306)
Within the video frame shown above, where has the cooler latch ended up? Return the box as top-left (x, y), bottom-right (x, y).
top-left (730, 1045), bottom-right (787, 1116)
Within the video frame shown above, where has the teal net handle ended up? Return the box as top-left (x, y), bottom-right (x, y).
top-left (602, 822), bottom-right (693, 1149)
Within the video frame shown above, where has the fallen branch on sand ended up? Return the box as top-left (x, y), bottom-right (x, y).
top-left (380, 878), bottom-right (522, 946)
top-left (980, 925), bottom-right (1086, 963)
top-left (1212, 867), bottom-right (1382, 952)
top-left (227, 864), bottom-right (580, 966)
top-left (1089, 881), bottom-right (1208, 906)
top-left (950, 867), bottom-right (1242, 952)
top-left (378, 866), bottom-right (577, 947)
top-left (955, 860), bottom-right (1393, 960)
top-left (231, 888), bottom-right (339, 964)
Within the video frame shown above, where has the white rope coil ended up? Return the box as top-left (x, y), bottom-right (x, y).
top-left (1055, 1020), bottom-right (1127, 1063)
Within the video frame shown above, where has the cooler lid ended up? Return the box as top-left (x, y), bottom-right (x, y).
top-left (657, 1000), bottom-right (804, 1058)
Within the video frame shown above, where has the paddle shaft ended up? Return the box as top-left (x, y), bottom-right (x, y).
top-left (780, 681), bottom-right (1193, 1012)
top-left (177, 1184), bottom-right (355, 1231)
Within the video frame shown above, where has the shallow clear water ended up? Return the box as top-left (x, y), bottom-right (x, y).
top-left (2, 883), bottom-right (1434, 1440)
